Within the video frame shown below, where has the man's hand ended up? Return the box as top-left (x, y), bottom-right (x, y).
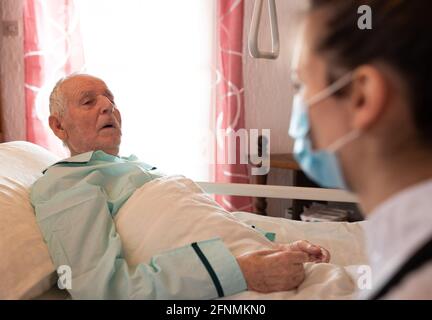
top-left (236, 249), bottom-right (310, 293)
top-left (278, 240), bottom-right (331, 263)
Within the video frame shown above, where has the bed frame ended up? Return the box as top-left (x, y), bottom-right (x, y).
top-left (197, 182), bottom-right (358, 203)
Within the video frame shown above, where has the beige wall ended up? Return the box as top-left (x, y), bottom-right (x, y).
top-left (0, 0), bottom-right (26, 142)
top-left (243, 0), bottom-right (306, 216)
top-left (243, 0), bottom-right (305, 153)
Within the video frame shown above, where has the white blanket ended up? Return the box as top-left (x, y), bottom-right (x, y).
top-left (115, 175), bottom-right (369, 300)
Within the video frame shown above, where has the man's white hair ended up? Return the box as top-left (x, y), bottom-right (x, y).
top-left (49, 73), bottom-right (83, 117)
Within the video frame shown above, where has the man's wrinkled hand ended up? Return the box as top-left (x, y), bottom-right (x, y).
top-left (277, 240), bottom-right (331, 263)
top-left (236, 248), bottom-right (310, 293)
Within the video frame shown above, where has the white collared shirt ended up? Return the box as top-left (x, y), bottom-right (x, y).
top-left (361, 178), bottom-right (432, 299)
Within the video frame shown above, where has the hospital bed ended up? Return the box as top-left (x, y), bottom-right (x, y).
top-left (0, 141), bottom-right (368, 300)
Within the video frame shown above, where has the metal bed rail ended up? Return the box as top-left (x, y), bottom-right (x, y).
top-left (197, 182), bottom-right (358, 203)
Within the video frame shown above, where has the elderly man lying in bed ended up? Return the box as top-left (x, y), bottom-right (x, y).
top-left (30, 74), bottom-right (330, 299)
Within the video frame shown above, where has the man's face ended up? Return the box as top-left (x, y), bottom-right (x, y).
top-left (54, 75), bottom-right (122, 156)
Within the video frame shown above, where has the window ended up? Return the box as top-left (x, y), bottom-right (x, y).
top-left (75, 0), bottom-right (215, 181)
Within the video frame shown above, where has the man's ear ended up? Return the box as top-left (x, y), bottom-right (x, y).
top-left (349, 65), bottom-right (389, 131)
top-left (49, 115), bottom-right (68, 142)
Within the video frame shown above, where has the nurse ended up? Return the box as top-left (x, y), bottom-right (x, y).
top-left (289, 0), bottom-right (432, 299)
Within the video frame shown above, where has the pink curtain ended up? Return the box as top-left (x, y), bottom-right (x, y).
top-left (215, 0), bottom-right (252, 212)
top-left (23, 0), bottom-right (85, 156)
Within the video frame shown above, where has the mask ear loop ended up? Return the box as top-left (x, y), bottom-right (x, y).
top-left (307, 72), bottom-right (354, 106)
top-left (299, 72), bottom-right (355, 139)
top-left (327, 130), bottom-right (361, 153)
top-left (305, 72), bottom-right (359, 152)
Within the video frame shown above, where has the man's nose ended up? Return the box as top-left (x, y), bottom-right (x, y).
top-left (99, 96), bottom-right (114, 114)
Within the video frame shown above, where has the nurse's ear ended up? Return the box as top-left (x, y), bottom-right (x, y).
top-left (49, 114), bottom-right (68, 142)
top-left (349, 65), bottom-right (390, 131)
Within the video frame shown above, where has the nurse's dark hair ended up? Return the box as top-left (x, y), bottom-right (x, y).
top-left (309, 0), bottom-right (432, 145)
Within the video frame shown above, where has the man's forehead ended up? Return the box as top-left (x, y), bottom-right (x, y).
top-left (62, 75), bottom-right (109, 98)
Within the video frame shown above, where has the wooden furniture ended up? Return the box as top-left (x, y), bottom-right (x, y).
top-left (250, 136), bottom-right (321, 219)
top-left (250, 153), bottom-right (298, 214)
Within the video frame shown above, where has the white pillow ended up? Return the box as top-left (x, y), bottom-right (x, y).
top-left (0, 141), bottom-right (59, 299)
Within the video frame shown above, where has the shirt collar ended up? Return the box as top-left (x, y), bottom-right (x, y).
top-left (42, 150), bottom-right (139, 174)
top-left (61, 151), bottom-right (94, 163)
top-left (362, 178), bottom-right (432, 298)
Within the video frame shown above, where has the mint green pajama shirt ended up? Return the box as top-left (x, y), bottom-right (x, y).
top-left (30, 150), bottom-right (247, 299)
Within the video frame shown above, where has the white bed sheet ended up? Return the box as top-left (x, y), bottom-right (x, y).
top-left (227, 212), bottom-right (368, 299)
top-left (35, 176), bottom-right (368, 300)
top-left (115, 175), bottom-right (369, 300)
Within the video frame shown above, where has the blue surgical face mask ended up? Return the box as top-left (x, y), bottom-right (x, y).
top-left (288, 73), bottom-right (360, 189)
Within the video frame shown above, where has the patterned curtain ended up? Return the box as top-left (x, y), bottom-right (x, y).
top-left (215, 0), bottom-right (252, 212)
top-left (23, 0), bottom-right (85, 156)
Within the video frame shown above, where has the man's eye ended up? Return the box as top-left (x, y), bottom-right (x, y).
top-left (83, 99), bottom-right (94, 105)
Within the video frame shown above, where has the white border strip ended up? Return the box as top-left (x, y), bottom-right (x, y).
top-left (196, 182), bottom-right (358, 203)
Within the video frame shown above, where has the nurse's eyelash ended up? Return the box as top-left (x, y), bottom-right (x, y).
top-left (292, 81), bottom-right (303, 93)
top-left (291, 71), bottom-right (304, 93)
